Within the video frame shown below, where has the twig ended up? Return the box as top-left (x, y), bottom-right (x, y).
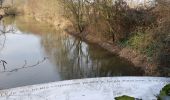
top-left (0, 57), bottom-right (48, 73)
top-left (0, 59), bottom-right (7, 70)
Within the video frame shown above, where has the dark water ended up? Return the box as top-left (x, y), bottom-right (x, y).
top-left (0, 16), bottom-right (144, 89)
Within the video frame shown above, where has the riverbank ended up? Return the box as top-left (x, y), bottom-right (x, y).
top-left (65, 28), bottom-right (157, 76)
top-left (22, 13), bottom-right (157, 76)
top-left (21, 0), bottom-right (170, 76)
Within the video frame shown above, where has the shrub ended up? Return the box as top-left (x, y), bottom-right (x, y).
top-left (5, 7), bottom-right (18, 15)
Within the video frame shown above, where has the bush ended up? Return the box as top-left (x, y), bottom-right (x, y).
top-left (5, 7), bottom-right (18, 15)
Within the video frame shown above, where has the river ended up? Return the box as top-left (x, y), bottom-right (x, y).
top-left (0, 16), bottom-right (144, 89)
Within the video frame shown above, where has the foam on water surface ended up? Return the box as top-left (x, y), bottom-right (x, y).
top-left (0, 77), bottom-right (170, 100)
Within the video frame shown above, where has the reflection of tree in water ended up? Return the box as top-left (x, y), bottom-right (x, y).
top-left (0, 57), bottom-right (48, 73)
top-left (0, 17), bottom-right (16, 71)
top-left (5, 17), bottom-right (142, 79)
top-left (0, 17), bottom-right (48, 73)
top-left (0, 19), bottom-right (16, 51)
top-left (41, 29), bottom-right (144, 80)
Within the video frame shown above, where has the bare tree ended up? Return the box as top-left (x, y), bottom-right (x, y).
top-left (61, 0), bottom-right (88, 33)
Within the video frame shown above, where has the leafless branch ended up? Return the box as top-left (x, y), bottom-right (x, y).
top-left (0, 57), bottom-right (48, 73)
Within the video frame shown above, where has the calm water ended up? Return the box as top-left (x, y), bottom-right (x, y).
top-left (0, 16), bottom-right (144, 89)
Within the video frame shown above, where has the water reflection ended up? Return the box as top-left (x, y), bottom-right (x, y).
top-left (0, 20), bottom-right (15, 52)
top-left (0, 16), bottom-right (144, 89)
top-left (41, 30), bottom-right (144, 79)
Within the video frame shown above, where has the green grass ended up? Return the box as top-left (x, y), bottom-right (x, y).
top-left (118, 32), bottom-right (157, 59)
top-left (127, 32), bottom-right (145, 50)
top-left (115, 95), bottom-right (135, 100)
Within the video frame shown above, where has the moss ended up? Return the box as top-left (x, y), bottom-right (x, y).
top-left (157, 84), bottom-right (170, 100)
top-left (160, 84), bottom-right (170, 96)
top-left (115, 95), bottom-right (135, 100)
